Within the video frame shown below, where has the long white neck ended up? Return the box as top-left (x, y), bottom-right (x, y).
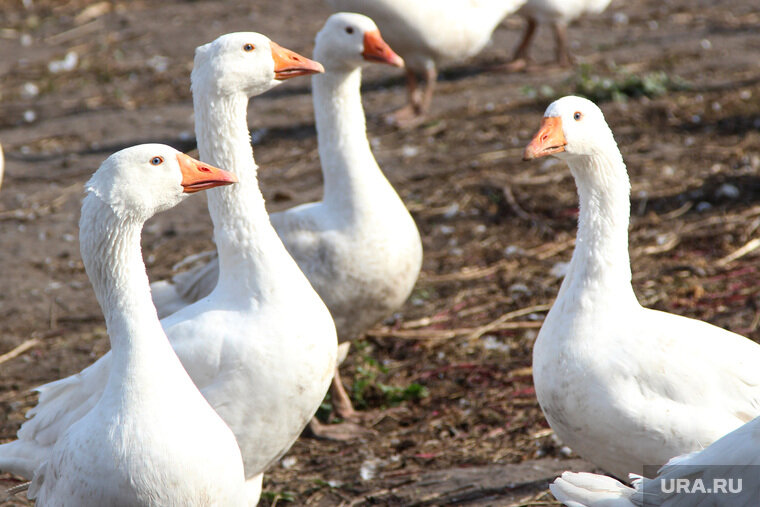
top-left (80, 195), bottom-right (178, 398)
top-left (193, 86), bottom-right (287, 299)
top-left (559, 149), bottom-right (637, 301)
top-left (312, 66), bottom-right (396, 217)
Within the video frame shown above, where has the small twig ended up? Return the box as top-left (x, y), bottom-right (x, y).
top-left (476, 149), bottom-right (511, 162)
top-left (421, 260), bottom-right (514, 284)
top-left (659, 201), bottom-right (693, 220)
top-left (369, 321), bottom-right (543, 341)
top-left (502, 185), bottom-right (535, 221)
top-left (528, 238), bottom-right (575, 260)
top-left (511, 488), bottom-right (561, 507)
top-left (45, 18), bottom-right (103, 44)
top-left (5, 482), bottom-right (30, 496)
top-left (368, 328), bottom-right (461, 340)
top-left (0, 183), bottom-right (81, 222)
top-left (512, 171), bottom-right (570, 186)
top-left (530, 428), bottom-right (554, 439)
top-left (638, 232), bottom-right (680, 255)
top-left (0, 338), bottom-right (40, 365)
top-left (716, 238), bottom-right (760, 267)
top-left (466, 304), bottom-right (551, 341)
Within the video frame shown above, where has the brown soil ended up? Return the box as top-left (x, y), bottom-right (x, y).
top-left (0, 0), bottom-right (759, 505)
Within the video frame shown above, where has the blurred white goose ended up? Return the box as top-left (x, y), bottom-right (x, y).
top-left (0, 33), bottom-right (335, 506)
top-left (524, 96), bottom-right (760, 480)
top-left (24, 144), bottom-right (245, 506)
top-left (151, 14), bottom-right (423, 439)
top-left (551, 415), bottom-right (760, 506)
top-left (504, 0), bottom-right (612, 71)
top-left (326, 0), bottom-right (526, 125)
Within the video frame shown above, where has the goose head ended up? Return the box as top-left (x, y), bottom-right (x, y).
top-left (523, 95), bottom-right (617, 162)
top-left (315, 12), bottom-right (403, 72)
top-left (86, 144), bottom-right (237, 220)
top-left (192, 32), bottom-right (324, 97)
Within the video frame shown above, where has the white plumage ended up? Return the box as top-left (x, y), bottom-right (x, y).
top-left (525, 96), bottom-right (760, 481)
top-left (507, 0), bottom-right (613, 69)
top-left (325, 0), bottom-right (527, 123)
top-left (150, 14), bottom-right (423, 431)
top-left (551, 415), bottom-right (760, 506)
top-left (26, 144), bottom-right (246, 506)
top-left (0, 33), bottom-right (336, 506)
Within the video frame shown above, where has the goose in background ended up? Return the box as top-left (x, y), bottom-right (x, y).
top-left (272, 12), bottom-right (422, 438)
top-left (524, 95), bottom-right (760, 480)
top-left (149, 13), bottom-right (422, 440)
top-left (551, 415), bottom-right (760, 506)
top-left (25, 144), bottom-right (245, 506)
top-left (503, 0), bottom-right (613, 71)
top-left (326, 0), bottom-right (527, 126)
top-left (0, 33), bottom-right (335, 506)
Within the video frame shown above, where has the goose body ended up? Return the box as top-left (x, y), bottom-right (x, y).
top-left (0, 34), bottom-right (336, 506)
top-left (525, 96), bottom-right (760, 480)
top-left (273, 13), bottom-right (422, 344)
top-left (154, 13), bottom-right (421, 344)
top-left (26, 145), bottom-right (245, 506)
top-left (551, 415), bottom-right (760, 507)
top-left (506, 0), bottom-right (612, 69)
top-left (150, 15), bottom-right (422, 431)
top-left (325, 0), bottom-right (526, 123)
top-left (327, 0), bottom-right (524, 70)
top-left (519, 0), bottom-right (611, 25)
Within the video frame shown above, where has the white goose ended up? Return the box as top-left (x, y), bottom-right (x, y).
top-left (26, 144), bottom-right (245, 506)
top-left (504, 0), bottom-right (612, 71)
top-left (152, 14), bottom-right (423, 439)
top-left (0, 33), bottom-right (336, 505)
top-left (551, 415), bottom-right (760, 506)
top-left (325, 0), bottom-right (526, 125)
top-left (524, 96), bottom-right (760, 480)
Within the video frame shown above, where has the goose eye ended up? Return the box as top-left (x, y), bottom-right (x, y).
top-left (573, 112), bottom-right (582, 121)
top-left (345, 26), bottom-right (354, 34)
top-left (150, 156), bottom-right (164, 166)
top-left (243, 43), bottom-right (255, 52)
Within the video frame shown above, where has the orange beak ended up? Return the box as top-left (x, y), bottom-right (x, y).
top-left (177, 153), bottom-right (237, 193)
top-left (270, 41), bottom-right (324, 80)
top-left (362, 30), bottom-right (404, 67)
top-left (523, 117), bottom-right (567, 161)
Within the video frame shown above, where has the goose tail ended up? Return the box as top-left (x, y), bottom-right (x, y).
top-left (550, 471), bottom-right (638, 507)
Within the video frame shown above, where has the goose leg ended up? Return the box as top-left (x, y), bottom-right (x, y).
top-left (387, 68), bottom-right (424, 127)
top-left (330, 368), bottom-right (360, 420)
top-left (304, 369), bottom-right (376, 441)
top-left (417, 66), bottom-right (437, 117)
top-left (388, 66), bottom-right (438, 128)
top-left (500, 17), bottom-right (538, 72)
top-left (553, 21), bottom-right (574, 67)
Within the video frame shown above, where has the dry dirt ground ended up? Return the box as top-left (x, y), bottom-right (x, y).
top-left (0, 0), bottom-right (759, 505)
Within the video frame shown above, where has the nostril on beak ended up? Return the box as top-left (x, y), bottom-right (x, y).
top-left (199, 166), bottom-right (211, 173)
